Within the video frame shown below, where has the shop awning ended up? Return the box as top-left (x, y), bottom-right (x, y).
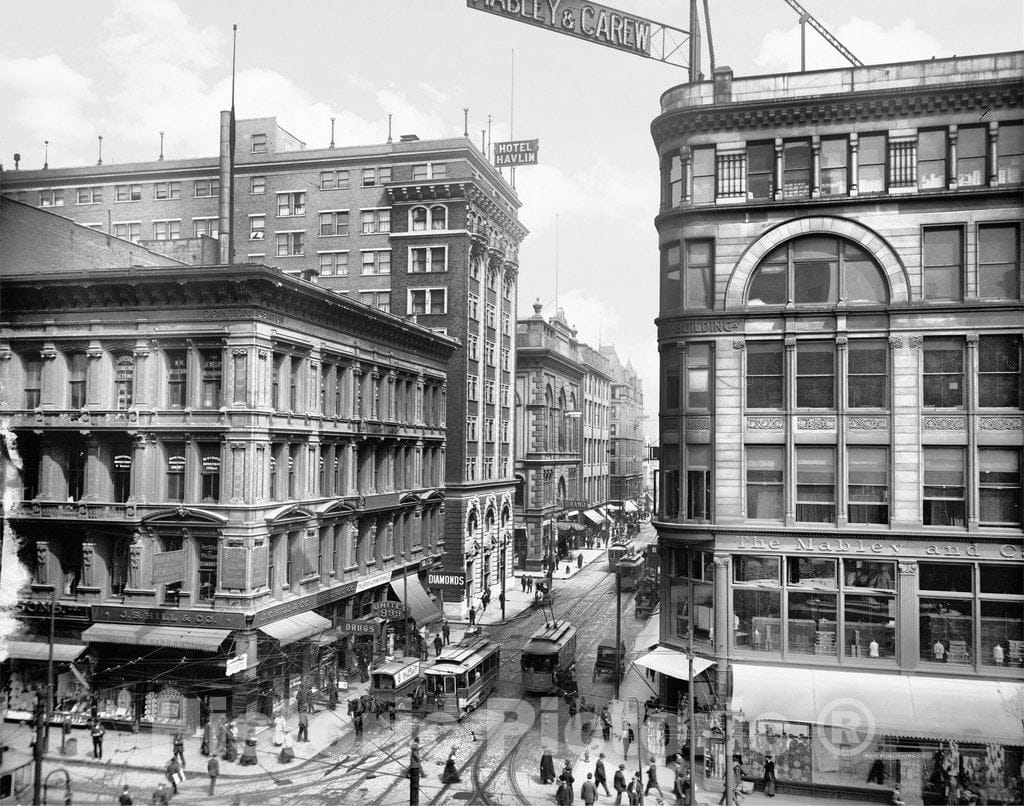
top-left (623, 500), bottom-right (639, 513)
top-left (258, 612), bottom-right (331, 646)
top-left (583, 509), bottom-right (606, 526)
top-left (635, 612), bottom-right (662, 653)
top-left (732, 664), bottom-right (1024, 746)
top-left (3, 640), bottom-right (87, 663)
top-left (568, 510), bottom-right (580, 518)
top-left (82, 624), bottom-right (231, 652)
top-left (391, 575), bottom-right (443, 626)
top-left (635, 646), bottom-right (714, 678)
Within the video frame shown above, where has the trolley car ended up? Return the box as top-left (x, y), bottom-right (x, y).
top-left (369, 658), bottom-right (424, 712)
top-left (521, 620), bottom-right (578, 693)
top-left (607, 540), bottom-right (633, 571)
top-left (617, 553), bottom-right (646, 591)
top-left (423, 636), bottom-right (500, 719)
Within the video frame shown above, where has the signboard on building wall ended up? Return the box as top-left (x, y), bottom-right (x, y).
top-left (221, 547), bottom-right (248, 590)
top-left (251, 544), bottom-right (269, 589)
top-left (493, 140), bottom-right (539, 167)
top-left (337, 619), bottom-right (377, 635)
top-left (225, 653), bottom-right (249, 676)
top-left (153, 550), bottom-right (186, 585)
top-left (371, 601), bottom-right (406, 620)
top-left (91, 605), bottom-right (245, 630)
top-left (426, 571), bottom-right (467, 590)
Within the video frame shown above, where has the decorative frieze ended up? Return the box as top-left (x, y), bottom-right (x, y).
top-left (888, 336), bottom-right (903, 349)
top-left (662, 416), bottom-right (680, 431)
top-left (979, 416), bottom-right (1023, 431)
top-left (687, 417), bottom-right (711, 431)
top-left (848, 416), bottom-right (888, 430)
top-left (797, 416), bottom-right (836, 430)
top-left (746, 416), bottom-right (784, 430)
top-left (923, 415), bottom-right (967, 431)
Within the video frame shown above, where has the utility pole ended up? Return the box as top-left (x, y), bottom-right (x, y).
top-left (687, 574), bottom-right (696, 806)
top-left (32, 691), bottom-right (45, 805)
top-left (614, 570), bottom-right (622, 701)
top-left (403, 552), bottom-right (410, 658)
top-left (44, 585), bottom-right (56, 752)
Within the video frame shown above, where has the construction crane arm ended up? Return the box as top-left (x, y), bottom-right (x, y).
top-left (782, 0), bottom-right (863, 67)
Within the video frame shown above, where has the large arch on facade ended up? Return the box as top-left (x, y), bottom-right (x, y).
top-left (724, 215), bottom-right (911, 309)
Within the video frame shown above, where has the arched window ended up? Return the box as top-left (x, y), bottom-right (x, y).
top-left (430, 205), bottom-right (447, 230)
top-left (557, 477), bottom-right (567, 505)
top-left (514, 475), bottom-right (525, 507)
top-left (411, 206), bottom-right (428, 231)
top-left (747, 236), bottom-right (888, 307)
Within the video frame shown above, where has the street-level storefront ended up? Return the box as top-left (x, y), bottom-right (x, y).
top-left (659, 531), bottom-right (1024, 801)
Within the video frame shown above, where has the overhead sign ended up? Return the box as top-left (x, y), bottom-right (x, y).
top-left (337, 619), bottom-right (378, 635)
top-left (494, 139), bottom-right (539, 167)
top-left (426, 571), bottom-right (467, 590)
top-left (152, 550), bottom-right (186, 585)
top-left (226, 653), bottom-right (249, 676)
top-left (371, 601), bottom-right (407, 620)
top-left (467, 0), bottom-right (653, 58)
top-left (91, 605), bottom-right (245, 630)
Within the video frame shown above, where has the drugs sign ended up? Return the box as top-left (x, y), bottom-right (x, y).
top-left (493, 139), bottom-right (539, 167)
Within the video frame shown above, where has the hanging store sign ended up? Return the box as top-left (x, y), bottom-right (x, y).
top-left (337, 619), bottom-right (378, 635)
top-left (113, 454), bottom-right (132, 470)
top-left (493, 139), bottom-right (539, 167)
top-left (153, 550), bottom-right (186, 584)
top-left (467, 0), bottom-right (654, 57)
top-left (426, 571), bottom-right (467, 590)
top-left (371, 601), bottom-right (407, 620)
top-left (225, 653), bottom-right (249, 676)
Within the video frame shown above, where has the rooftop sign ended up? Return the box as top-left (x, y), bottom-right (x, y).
top-left (467, 0), bottom-right (654, 58)
top-left (494, 139), bottom-right (539, 167)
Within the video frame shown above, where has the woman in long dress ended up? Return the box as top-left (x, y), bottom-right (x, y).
top-left (540, 748), bottom-right (556, 784)
top-left (239, 728), bottom-right (258, 766)
top-left (223, 721), bottom-right (238, 762)
top-left (441, 749), bottom-right (460, 784)
top-left (278, 728), bottom-right (295, 763)
top-left (272, 714), bottom-right (286, 746)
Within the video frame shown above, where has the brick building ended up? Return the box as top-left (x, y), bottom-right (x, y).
top-left (601, 346), bottom-right (645, 512)
top-left (651, 52), bottom-right (1023, 800)
top-left (581, 344), bottom-right (612, 519)
top-left (0, 115), bottom-right (527, 614)
top-left (1, 199), bottom-right (455, 726)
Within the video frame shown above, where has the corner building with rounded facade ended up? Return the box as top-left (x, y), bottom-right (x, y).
top-left (651, 52), bottom-right (1024, 801)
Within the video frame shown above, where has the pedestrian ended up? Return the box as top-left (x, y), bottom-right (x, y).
top-left (278, 727), bottom-right (295, 763)
top-left (521, 575), bottom-right (527, 593)
top-left (172, 730), bottom-right (186, 767)
top-left (614, 763), bottom-right (628, 806)
top-left (273, 713), bottom-right (286, 746)
top-left (560, 761), bottom-right (576, 804)
top-left (200, 720), bottom-right (212, 756)
top-left (434, 633), bottom-right (443, 657)
top-left (674, 766), bottom-right (691, 805)
top-left (581, 773), bottom-right (598, 806)
top-left (600, 707), bottom-right (612, 741)
top-left (239, 727), bottom-right (258, 766)
top-left (61, 713), bottom-right (72, 755)
top-left (481, 590), bottom-right (490, 612)
top-left (298, 708), bottom-right (309, 743)
top-left (498, 590), bottom-right (505, 612)
top-left (442, 619), bottom-right (451, 645)
top-left (215, 716), bottom-right (226, 757)
top-left (595, 753), bottom-right (611, 796)
top-left (223, 719), bottom-right (238, 762)
top-left (329, 679), bottom-right (339, 711)
top-left (645, 757), bottom-right (664, 798)
top-left (557, 780), bottom-right (572, 806)
top-left (577, 552), bottom-right (584, 570)
top-left (354, 711), bottom-right (364, 739)
top-left (622, 724), bottom-right (635, 759)
top-left (626, 776), bottom-right (640, 806)
top-left (151, 783), bottom-right (170, 805)
top-left (763, 752), bottom-right (777, 796)
top-left (469, 605), bottom-right (476, 626)
top-left (207, 755), bottom-right (219, 796)
top-left (165, 756), bottom-right (181, 795)
top-left (540, 747), bottom-right (557, 784)
top-left (90, 719), bottom-right (105, 759)
top-left (719, 758), bottom-right (745, 804)
top-left (442, 748), bottom-right (461, 784)
top-left (118, 785), bottom-right (133, 805)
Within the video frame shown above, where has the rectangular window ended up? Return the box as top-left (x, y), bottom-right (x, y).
top-left (796, 341), bottom-right (835, 408)
top-left (277, 191), bottom-right (305, 216)
top-left (747, 142), bottom-right (774, 200)
top-left (276, 232), bottom-right (304, 257)
top-left (357, 291), bottom-right (390, 313)
top-left (979, 334), bottom-right (1022, 407)
top-left (848, 446), bottom-right (889, 524)
top-left (114, 353), bottom-right (135, 409)
top-left (920, 597), bottom-right (973, 664)
top-left (113, 222), bottom-right (141, 243)
top-left (734, 555), bottom-right (781, 584)
top-left (888, 139), bottom-right (917, 188)
top-left (111, 441), bottom-right (132, 504)
top-left (796, 446), bottom-right (835, 523)
top-left (193, 218), bottom-right (218, 239)
top-left (194, 178), bottom-right (219, 198)
top-left (782, 139), bottom-right (811, 198)
top-left (485, 342), bottom-right (496, 366)
top-left (661, 243), bottom-right (681, 314)
top-left (153, 220), bottom-right (180, 241)
top-left (408, 288), bottom-right (447, 315)
top-left (76, 187), bottom-right (102, 205)
top-left (249, 215), bottom-right (265, 240)
top-left (467, 374), bottom-right (478, 401)
top-left (66, 437), bottom-right (87, 502)
top-left (68, 352), bottom-right (87, 409)
top-left (114, 184), bottom-right (142, 202)
top-left (360, 209), bottom-right (391, 234)
top-left (232, 352), bottom-right (247, 404)
top-left (691, 146), bottom-right (715, 204)
top-left (319, 211), bottom-right (349, 236)
top-left (788, 590), bottom-right (837, 656)
top-left (978, 224), bottom-right (1020, 300)
top-left (318, 251), bottom-right (349, 277)
top-left (734, 589), bottom-right (781, 651)
top-left (250, 176), bottom-right (266, 194)
top-left (923, 227), bottom-right (963, 301)
top-left (923, 446), bottom-right (966, 526)
top-left (686, 343), bottom-right (711, 410)
top-left (923, 337), bottom-right (964, 408)
top-left (197, 538), bottom-right (217, 602)
top-left (486, 304), bottom-right (496, 329)
top-left (997, 122), bottom-right (1023, 184)
top-left (24, 356), bottom-right (42, 408)
top-left (360, 250), bottom-right (391, 275)
top-left (200, 443), bottom-right (221, 502)
top-left (250, 133), bottom-right (266, 153)
top-left (465, 457), bottom-right (476, 480)
top-left (166, 443), bottom-right (186, 502)
top-left (979, 448), bottom-right (1022, 526)
top-left (858, 134), bottom-right (886, 193)
top-left (957, 125), bottom-right (987, 187)
top-left (918, 129), bottom-right (947, 189)
top-left (686, 444), bottom-right (711, 520)
top-left (685, 240), bottom-right (713, 310)
top-left (787, 557), bottom-right (836, 587)
top-left (746, 446), bottom-right (784, 520)
top-left (468, 293), bottom-right (479, 320)
top-left (410, 246), bottom-right (447, 273)
top-left (154, 182), bottom-right (181, 200)
top-left (667, 154), bottom-right (683, 207)
top-left (746, 342), bottom-right (783, 408)
top-left (167, 350), bottom-right (187, 407)
top-left (39, 189), bottom-right (65, 207)
top-left (200, 348), bottom-right (222, 408)
top-left (716, 151), bottom-right (745, 199)
top-left (819, 137), bottom-right (848, 196)
top-left (320, 169), bottom-right (350, 190)
top-left (466, 416), bottom-right (477, 441)
top-left (847, 340), bottom-right (888, 408)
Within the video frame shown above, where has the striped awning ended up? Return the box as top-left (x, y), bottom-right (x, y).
top-left (582, 509), bottom-right (606, 526)
top-left (82, 624), bottom-right (231, 652)
top-left (2, 640), bottom-right (87, 663)
top-left (259, 612), bottom-right (331, 646)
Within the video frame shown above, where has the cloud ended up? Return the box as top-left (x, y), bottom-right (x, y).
top-left (754, 17), bottom-right (945, 73)
top-left (417, 82), bottom-right (450, 106)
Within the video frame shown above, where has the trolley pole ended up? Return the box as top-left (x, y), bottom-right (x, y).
top-left (614, 571), bottom-right (622, 701)
top-left (32, 691), bottom-right (45, 805)
top-left (687, 575), bottom-right (696, 806)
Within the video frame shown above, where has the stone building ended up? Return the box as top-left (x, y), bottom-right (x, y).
top-left (0, 115), bottom-right (526, 615)
top-left (1, 199), bottom-right (455, 726)
top-left (601, 346), bottom-right (645, 513)
top-left (651, 52), bottom-right (1023, 801)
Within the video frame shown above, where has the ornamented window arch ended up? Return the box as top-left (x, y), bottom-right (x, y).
top-left (409, 204), bottom-right (448, 232)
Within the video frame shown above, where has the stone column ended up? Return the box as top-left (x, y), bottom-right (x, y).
top-left (988, 121), bottom-right (999, 186)
top-left (680, 146), bottom-right (692, 205)
top-left (80, 541), bottom-right (97, 590)
top-left (849, 133), bottom-right (859, 196)
top-left (713, 553), bottom-right (732, 697)
top-left (773, 137), bottom-right (784, 200)
top-left (897, 561), bottom-right (919, 669)
top-left (347, 439), bottom-right (358, 496)
top-left (965, 334), bottom-right (980, 531)
top-left (676, 342), bottom-right (687, 519)
top-left (133, 342), bottom-right (151, 407)
top-left (40, 344), bottom-right (59, 408)
top-left (415, 374), bottom-right (425, 426)
top-left (811, 135), bottom-right (821, 198)
top-left (948, 125), bottom-right (960, 191)
top-left (835, 336), bottom-right (849, 528)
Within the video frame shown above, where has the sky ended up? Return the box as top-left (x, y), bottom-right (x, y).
top-left (1, 0), bottom-right (1022, 421)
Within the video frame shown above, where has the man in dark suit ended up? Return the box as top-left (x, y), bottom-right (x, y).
top-left (613, 763), bottom-right (628, 805)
